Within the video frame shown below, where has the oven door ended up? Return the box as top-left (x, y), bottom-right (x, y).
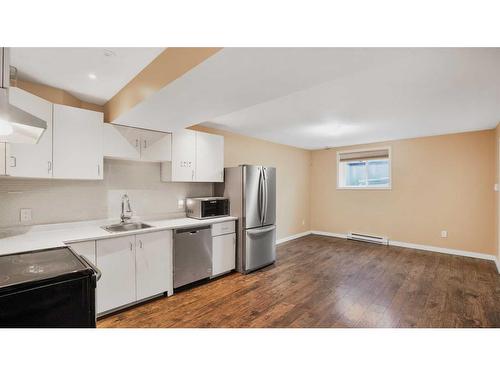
top-left (201, 199), bottom-right (228, 218)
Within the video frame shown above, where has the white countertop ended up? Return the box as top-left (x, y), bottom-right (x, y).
top-left (0, 216), bottom-right (238, 255)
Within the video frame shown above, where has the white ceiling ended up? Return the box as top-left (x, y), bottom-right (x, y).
top-left (116, 48), bottom-right (500, 150)
top-left (10, 47), bottom-right (164, 105)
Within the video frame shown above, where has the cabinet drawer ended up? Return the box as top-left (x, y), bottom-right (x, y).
top-left (212, 221), bottom-right (235, 236)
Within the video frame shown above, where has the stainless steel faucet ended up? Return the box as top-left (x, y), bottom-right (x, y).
top-left (120, 194), bottom-right (133, 223)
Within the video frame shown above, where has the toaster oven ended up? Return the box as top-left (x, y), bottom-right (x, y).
top-left (186, 197), bottom-right (230, 219)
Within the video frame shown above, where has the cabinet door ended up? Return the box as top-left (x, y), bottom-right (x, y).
top-left (212, 233), bottom-right (236, 277)
top-left (96, 235), bottom-right (136, 314)
top-left (0, 143), bottom-right (7, 175)
top-left (53, 104), bottom-right (103, 180)
top-left (195, 132), bottom-right (224, 182)
top-left (136, 230), bottom-right (173, 300)
top-left (7, 88), bottom-right (53, 178)
top-left (103, 123), bottom-right (141, 160)
top-left (140, 131), bottom-right (172, 162)
top-left (68, 240), bottom-right (96, 265)
top-left (171, 129), bottom-right (196, 181)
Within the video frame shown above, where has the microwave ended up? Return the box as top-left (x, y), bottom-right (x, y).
top-left (186, 197), bottom-right (230, 219)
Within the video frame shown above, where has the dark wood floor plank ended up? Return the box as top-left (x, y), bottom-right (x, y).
top-left (98, 235), bottom-right (500, 328)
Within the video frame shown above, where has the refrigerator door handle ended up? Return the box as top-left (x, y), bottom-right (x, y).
top-left (247, 224), bottom-right (276, 235)
top-left (258, 167), bottom-right (264, 225)
top-left (263, 168), bottom-right (268, 224)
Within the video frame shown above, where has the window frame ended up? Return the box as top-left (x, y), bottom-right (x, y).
top-left (336, 146), bottom-right (392, 190)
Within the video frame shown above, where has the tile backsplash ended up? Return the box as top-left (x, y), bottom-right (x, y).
top-left (0, 159), bottom-right (213, 228)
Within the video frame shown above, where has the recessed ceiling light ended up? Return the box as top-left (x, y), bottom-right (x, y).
top-left (103, 49), bottom-right (116, 58)
top-left (88, 73), bottom-right (97, 80)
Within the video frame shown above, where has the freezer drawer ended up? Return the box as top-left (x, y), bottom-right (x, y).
top-left (244, 225), bottom-right (276, 272)
top-left (174, 226), bottom-right (212, 288)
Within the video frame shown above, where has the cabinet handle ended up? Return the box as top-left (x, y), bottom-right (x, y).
top-left (143, 140), bottom-right (147, 149)
top-left (139, 240), bottom-right (143, 249)
top-left (129, 242), bottom-right (133, 251)
top-left (192, 169), bottom-right (195, 181)
top-left (97, 164), bottom-right (100, 176)
top-left (10, 156), bottom-right (16, 167)
top-left (136, 139), bottom-right (139, 148)
top-left (47, 161), bottom-right (52, 173)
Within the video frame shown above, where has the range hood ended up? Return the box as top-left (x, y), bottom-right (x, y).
top-left (0, 47), bottom-right (47, 144)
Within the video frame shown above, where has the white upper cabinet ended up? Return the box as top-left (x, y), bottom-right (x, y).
top-left (140, 128), bottom-right (172, 162)
top-left (161, 129), bottom-right (224, 182)
top-left (52, 104), bottom-right (103, 180)
top-left (103, 123), bottom-right (141, 160)
top-left (195, 131), bottom-right (224, 182)
top-left (103, 123), bottom-right (171, 162)
top-left (6, 88), bottom-right (53, 178)
top-left (166, 129), bottom-right (197, 182)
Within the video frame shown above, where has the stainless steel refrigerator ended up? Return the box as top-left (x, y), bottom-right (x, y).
top-left (215, 165), bottom-right (276, 273)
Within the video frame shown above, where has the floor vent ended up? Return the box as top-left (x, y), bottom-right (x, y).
top-left (347, 232), bottom-right (388, 245)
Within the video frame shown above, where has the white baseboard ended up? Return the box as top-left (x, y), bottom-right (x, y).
top-left (276, 231), bottom-right (312, 244)
top-left (495, 257), bottom-right (500, 274)
top-left (389, 240), bottom-right (496, 261)
top-left (310, 230), bottom-right (347, 239)
top-left (310, 230), bottom-right (497, 262)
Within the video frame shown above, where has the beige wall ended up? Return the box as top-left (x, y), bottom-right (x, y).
top-left (310, 130), bottom-right (496, 255)
top-left (495, 124), bottom-right (500, 261)
top-left (192, 126), bottom-right (311, 240)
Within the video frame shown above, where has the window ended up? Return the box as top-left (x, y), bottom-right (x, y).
top-left (337, 148), bottom-right (391, 189)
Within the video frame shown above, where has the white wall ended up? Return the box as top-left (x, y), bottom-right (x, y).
top-left (0, 159), bottom-right (212, 228)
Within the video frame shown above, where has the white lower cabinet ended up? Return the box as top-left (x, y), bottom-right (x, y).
top-left (95, 231), bottom-right (173, 315)
top-left (212, 225), bottom-right (236, 277)
top-left (96, 235), bottom-right (137, 314)
top-left (68, 240), bottom-right (96, 265)
top-left (136, 230), bottom-right (173, 300)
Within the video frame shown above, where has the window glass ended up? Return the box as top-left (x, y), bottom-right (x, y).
top-left (338, 151), bottom-right (390, 189)
top-left (366, 160), bottom-right (390, 186)
top-left (345, 161), bottom-right (367, 186)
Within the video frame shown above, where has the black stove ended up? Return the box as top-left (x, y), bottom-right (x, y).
top-left (0, 247), bottom-right (100, 328)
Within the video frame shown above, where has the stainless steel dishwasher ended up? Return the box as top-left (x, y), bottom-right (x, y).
top-left (173, 226), bottom-right (212, 288)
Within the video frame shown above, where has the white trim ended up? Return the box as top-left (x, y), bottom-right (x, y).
top-left (311, 230), bottom-right (496, 261)
top-left (495, 257), bottom-right (500, 274)
top-left (389, 240), bottom-right (496, 261)
top-left (276, 231), bottom-right (312, 244)
top-left (311, 230), bottom-right (347, 239)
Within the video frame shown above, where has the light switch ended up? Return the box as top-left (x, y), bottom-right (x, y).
top-left (495, 184), bottom-right (499, 192)
top-left (20, 208), bottom-right (32, 222)
top-left (440, 230), bottom-right (448, 238)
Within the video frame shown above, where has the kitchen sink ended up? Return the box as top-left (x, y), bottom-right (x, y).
top-left (102, 222), bottom-right (153, 233)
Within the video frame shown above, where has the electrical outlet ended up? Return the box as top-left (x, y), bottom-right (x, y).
top-left (178, 199), bottom-right (185, 209)
top-left (302, 219), bottom-right (305, 226)
top-left (441, 230), bottom-right (448, 238)
top-left (20, 208), bottom-right (32, 222)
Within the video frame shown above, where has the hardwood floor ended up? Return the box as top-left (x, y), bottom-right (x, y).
top-left (98, 235), bottom-right (500, 328)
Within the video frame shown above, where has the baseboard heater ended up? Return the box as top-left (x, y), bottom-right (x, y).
top-left (347, 232), bottom-right (389, 245)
